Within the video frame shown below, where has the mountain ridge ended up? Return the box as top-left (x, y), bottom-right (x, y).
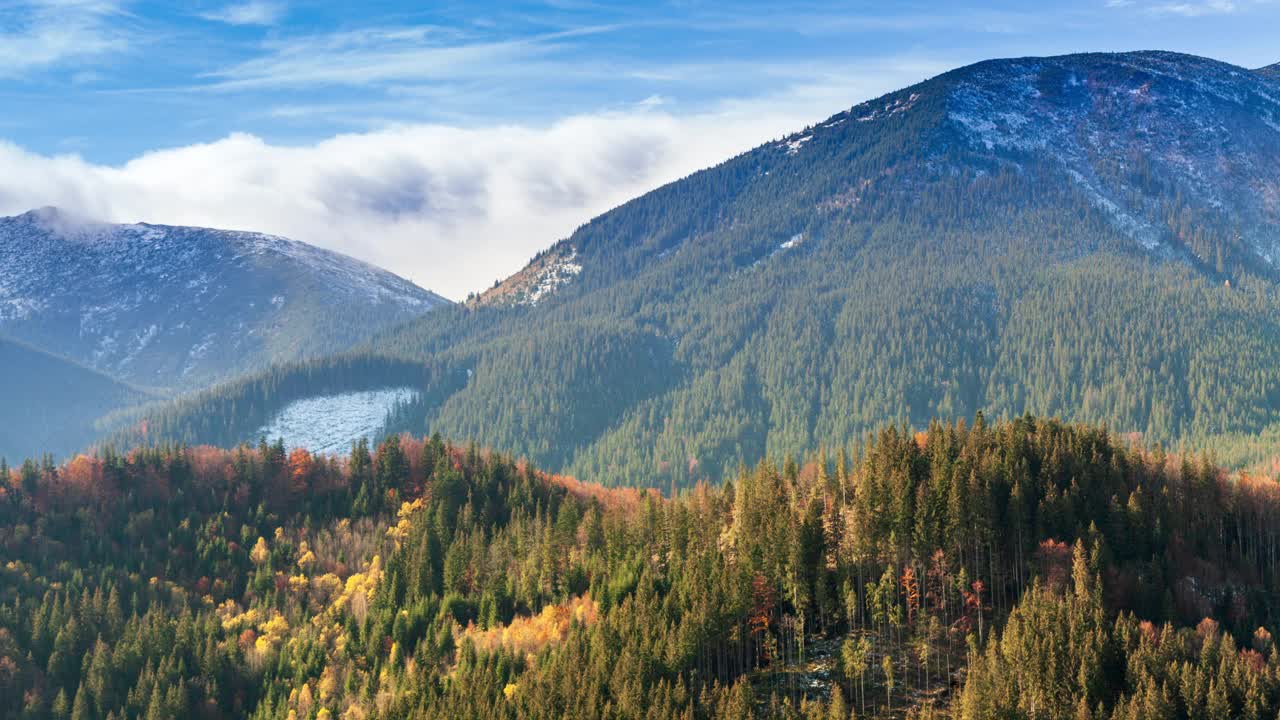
top-left (0, 208), bottom-right (450, 390)
top-left (483, 50), bottom-right (1280, 308)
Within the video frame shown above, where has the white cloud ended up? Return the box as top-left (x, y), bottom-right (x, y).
top-left (0, 59), bottom-right (944, 300)
top-left (0, 0), bottom-right (129, 76)
top-left (200, 1), bottom-right (286, 26)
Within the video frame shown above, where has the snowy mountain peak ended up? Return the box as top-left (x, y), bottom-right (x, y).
top-left (930, 51), bottom-right (1280, 269)
top-left (17, 206), bottom-right (109, 240)
top-left (22, 206), bottom-right (74, 222)
top-left (0, 210), bottom-right (450, 388)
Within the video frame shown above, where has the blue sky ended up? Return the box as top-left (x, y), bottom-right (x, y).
top-left (1, 0), bottom-right (1278, 296)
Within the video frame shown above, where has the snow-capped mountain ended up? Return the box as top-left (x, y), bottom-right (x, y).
top-left (713, 50), bottom-right (1280, 276)
top-left (0, 208), bottom-right (449, 388)
top-left (478, 51), bottom-right (1280, 310)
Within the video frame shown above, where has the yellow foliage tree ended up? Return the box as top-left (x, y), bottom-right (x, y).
top-left (251, 536), bottom-right (270, 566)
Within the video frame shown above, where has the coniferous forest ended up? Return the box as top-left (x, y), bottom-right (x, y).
top-left (7, 416), bottom-right (1280, 719)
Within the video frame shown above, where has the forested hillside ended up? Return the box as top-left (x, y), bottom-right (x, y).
top-left (5, 416), bottom-right (1280, 718)
top-left (128, 51), bottom-right (1280, 487)
top-left (0, 337), bottom-right (148, 461)
top-left (100, 353), bottom-right (465, 453)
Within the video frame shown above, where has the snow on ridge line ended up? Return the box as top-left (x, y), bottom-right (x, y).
top-left (257, 387), bottom-right (419, 456)
top-left (0, 212), bottom-right (445, 311)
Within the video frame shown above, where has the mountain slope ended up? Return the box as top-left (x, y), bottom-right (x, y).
top-left (0, 208), bottom-right (449, 389)
top-left (135, 51), bottom-right (1280, 486)
top-left (0, 336), bottom-right (147, 461)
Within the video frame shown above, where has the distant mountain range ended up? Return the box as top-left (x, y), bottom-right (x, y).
top-left (0, 208), bottom-right (448, 460)
top-left (34, 51), bottom-right (1280, 483)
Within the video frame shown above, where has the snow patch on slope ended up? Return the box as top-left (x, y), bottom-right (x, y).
top-left (750, 233), bottom-right (808, 270)
top-left (856, 92), bottom-right (921, 122)
top-left (257, 387), bottom-right (418, 455)
top-left (784, 135), bottom-right (812, 155)
top-left (942, 52), bottom-right (1280, 264)
top-left (520, 250), bottom-right (583, 307)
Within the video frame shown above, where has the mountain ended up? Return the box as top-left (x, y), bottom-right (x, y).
top-left (127, 51), bottom-right (1280, 486)
top-left (0, 208), bottom-right (449, 390)
top-left (475, 50), bottom-right (1280, 298)
top-left (0, 336), bottom-right (147, 461)
top-left (1259, 62), bottom-right (1280, 80)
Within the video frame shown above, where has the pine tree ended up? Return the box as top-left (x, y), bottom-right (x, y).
top-left (52, 688), bottom-right (70, 720)
top-left (70, 684), bottom-right (91, 720)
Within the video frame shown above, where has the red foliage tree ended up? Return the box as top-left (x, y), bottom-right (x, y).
top-left (901, 566), bottom-right (921, 625)
top-left (749, 572), bottom-right (776, 638)
top-left (288, 448), bottom-right (313, 498)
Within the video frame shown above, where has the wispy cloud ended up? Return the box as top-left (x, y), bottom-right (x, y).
top-left (0, 0), bottom-right (130, 77)
top-left (675, 6), bottom-right (1049, 36)
top-left (1108, 0), bottom-right (1245, 16)
top-left (199, 1), bottom-right (286, 26)
top-left (1151, 0), bottom-right (1237, 15)
top-left (201, 24), bottom-right (616, 90)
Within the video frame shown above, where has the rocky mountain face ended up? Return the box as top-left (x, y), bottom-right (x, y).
top-left (0, 208), bottom-right (449, 389)
top-left (471, 245), bottom-right (582, 308)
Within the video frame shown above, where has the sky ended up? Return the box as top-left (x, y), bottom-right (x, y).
top-left (1, 0), bottom-right (1278, 299)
